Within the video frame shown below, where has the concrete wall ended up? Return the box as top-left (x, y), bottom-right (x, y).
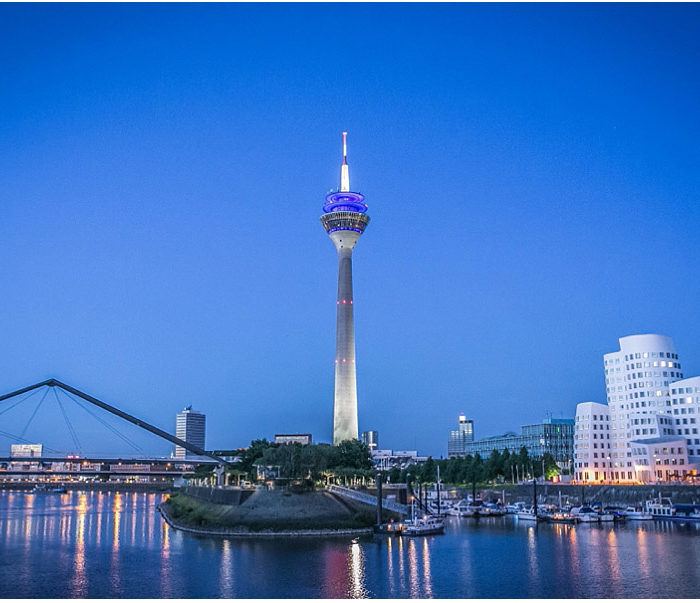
top-left (181, 485), bottom-right (255, 505)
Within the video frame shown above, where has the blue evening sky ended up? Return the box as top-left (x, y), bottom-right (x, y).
top-left (1, 3), bottom-right (699, 458)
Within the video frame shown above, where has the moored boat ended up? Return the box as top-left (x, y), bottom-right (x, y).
top-left (516, 507), bottom-right (547, 522)
top-left (481, 502), bottom-right (507, 516)
top-left (403, 501), bottom-right (445, 536)
top-left (572, 506), bottom-right (600, 523)
top-left (645, 498), bottom-right (700, 521)
top-left (625, 506), bottom-right (653, 521)
top-left (31, 485), bottom-right (68, 494)
top-left (447, 499), bottom-right (479, 517)
top-left (546, 509), bottom-right (580, 524)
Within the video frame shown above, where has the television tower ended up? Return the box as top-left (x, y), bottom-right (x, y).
top-left (320, 132), bottom-right (370, 445)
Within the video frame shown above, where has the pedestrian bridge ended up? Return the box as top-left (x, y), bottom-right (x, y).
top-left (329, 484), bottom-right (409, 516)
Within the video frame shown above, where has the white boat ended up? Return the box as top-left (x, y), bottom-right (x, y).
top-left (645, 498), bottom-right (700, 521)
top-left (546, 510), bottom-right (580, 524)
top-left (506, 502), bottom-right (527, 514)
top-left (447, 499), bottom-right (479, 517)
top-left (625, 506), bottom-right (653, 521)
top-left (598, 512), bottom-right (615, 522)
top-left (572, 506), bottom-right (600, 523)
top-left (517, 507), bottom-right (546, 522)
top-left (31, 485), bottom-right (68, 494)
top-left (403, 501), bottom-right (445, 536)
top-left (481, 502), bottom-right (507, 516)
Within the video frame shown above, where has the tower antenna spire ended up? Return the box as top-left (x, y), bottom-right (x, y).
top-left (340, 131), bottom-right (350, 192)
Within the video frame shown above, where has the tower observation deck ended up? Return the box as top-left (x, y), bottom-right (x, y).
top-left (320, 132), bottom-right (370, 445)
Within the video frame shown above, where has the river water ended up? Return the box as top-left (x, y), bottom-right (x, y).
top-left (1, 490), bottom-right (700, 598)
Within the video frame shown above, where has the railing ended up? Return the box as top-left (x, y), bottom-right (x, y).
top-left (329, 485), bottom-right (408, 515)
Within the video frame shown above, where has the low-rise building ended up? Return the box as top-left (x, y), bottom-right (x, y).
top-left (274, 434), bottom-right (312, 445)
top-left (371, 449), bottom-right (428, 471)
top-left (451, 418), bottom-right (574, 464)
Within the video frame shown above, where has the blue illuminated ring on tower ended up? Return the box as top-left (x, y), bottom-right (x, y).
top-left (323, 191), bottom-right (368, 214)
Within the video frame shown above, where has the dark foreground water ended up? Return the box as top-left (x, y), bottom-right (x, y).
top-left (1, 490), bottom-right (700, 598)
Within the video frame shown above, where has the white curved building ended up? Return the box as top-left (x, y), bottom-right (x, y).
top-left (602, 334), bottom-right (685, 482)
top-left (575, 334), bottom-right (698, 484)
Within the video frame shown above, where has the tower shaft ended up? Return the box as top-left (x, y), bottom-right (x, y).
top-left (333, 247), bottom-right (358, 444)
top-left (320, 132), bottom-right (369, 446)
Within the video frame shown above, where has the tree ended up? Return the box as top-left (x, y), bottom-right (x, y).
top-left (330, 439), bottom-right (372, 471)
top-left (237, 439), bottom-right (276, 480)
top-left (385, 466), bottom-right (401, 484)
top-left (485, 449), bottom-right (504, 481)
top-left (518, 446), bottom-right (530, 479)
top-left (542, 452), bottom-right (560, 479)
top-left (419, 457), bottom-right (437, 483)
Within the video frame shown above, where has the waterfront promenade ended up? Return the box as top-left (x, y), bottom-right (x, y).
top-left (1, 488), bottom-right (700, 598)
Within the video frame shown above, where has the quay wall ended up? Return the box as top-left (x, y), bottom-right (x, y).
top-left (480, 483), bottom-right (700, 505)
top-left (180, 485), bottom-right (255, 506)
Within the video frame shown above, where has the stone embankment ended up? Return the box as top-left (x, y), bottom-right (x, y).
top-left (158, 501), bottom-right (373, 539)
top-left (158, 487), bottom-right (379, 538)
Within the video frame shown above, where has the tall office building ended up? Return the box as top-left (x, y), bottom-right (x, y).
top-left (447, 414), bottom-right (474, 457)
top-left (361, 430), bottom-right (379, 451)
top-left (574, 334), bottom-right (695, 483)
top-left (320, 132), bottom-right (370, 445)
top-left (174, 406), bottom-right (206, 460)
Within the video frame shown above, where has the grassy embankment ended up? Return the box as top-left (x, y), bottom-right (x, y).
top-left (163, 490), bottom-right (377, 532)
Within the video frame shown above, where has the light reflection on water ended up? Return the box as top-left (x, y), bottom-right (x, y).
top-left (218, 538), bottom-right (234, 598)
top-left (1, 492), bottom-right (700, 598)
top-left (348, 541), bottom-right (367, 598)
top-left (70, 494), bottom-right (88, 597)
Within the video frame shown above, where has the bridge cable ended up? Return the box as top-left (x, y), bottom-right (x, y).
top-left (19, 387), bottom-right (50, 440)
top-left (0, 428), bottom-right (62, 453)
top-left (0, 387), bottom-right (44, 417)
top-left (60, 388), bottom-right (145, 454)
top-left (52, 387), bottom-right (82, 454)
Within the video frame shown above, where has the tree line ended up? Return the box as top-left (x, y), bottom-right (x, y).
top-left (382, 447), bottom-right (562, 486)
top-left (233, 438), bottom-right (373, 482)
top-left (227, 439), bottom-right (562, 486)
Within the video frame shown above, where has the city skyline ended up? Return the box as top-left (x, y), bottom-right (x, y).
top-left (1, 4), bottom-right (699, 458)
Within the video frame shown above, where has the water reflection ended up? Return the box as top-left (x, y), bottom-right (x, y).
top-left (526, 526), bottom-right (539, 590)
top-left (606, 529), bottom-right (622, 597)
top-left (218, 539), bottom-right (234, 598)
top-left (159, 521), bottom-right (172, 598)
top-left (348, 541), bottom-right (368, 598)
top-left (110, 493), bottom-right (122, 594)
top-left (636, 526), bottom-right (651, 584)
top-left (422, 538), bottom-right (433, 598)
top-left (386, 537), bottom-right (395, 597)
top-left (2, 494), bottom-right (700, 599)
top-left (397, 535), bottom-right (405, 589)
top-left (70, 494), bottom-right (88, 597)
top-left (407, 538), bottom-right (419, 598)
top-left (568, 525), bottom-right (580, 587)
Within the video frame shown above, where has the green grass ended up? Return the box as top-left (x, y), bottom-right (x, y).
top-left (163, 493), bottom-right (375, 532)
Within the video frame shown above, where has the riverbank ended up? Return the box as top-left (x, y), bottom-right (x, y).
top-left (158, 500), bottom-right (373, 539)
top-left (159, 488), bottom-right (378, 537)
